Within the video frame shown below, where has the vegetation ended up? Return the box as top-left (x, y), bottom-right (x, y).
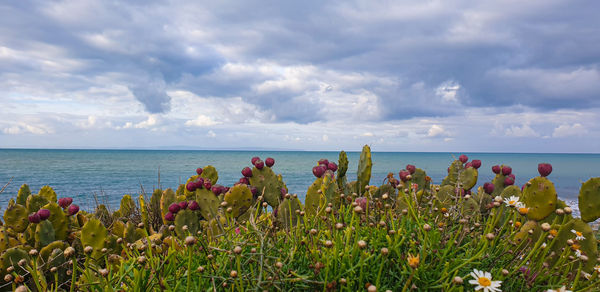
top-left (0, 146), bottom-right (599, 291)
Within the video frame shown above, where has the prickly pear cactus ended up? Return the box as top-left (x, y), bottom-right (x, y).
top-left (38, 185), bottom-right (57, 203)
top-left (442, 160), bottom-right (463, 186)
top-left (150, 188), bottom-right (162, 216)
top-left (160, 188), bottom-right (177, 224)
top-left (81, 218), bottom-right (107, 260)
top-left (123, 222), bottom-right (145, 243)
top-left (0, 227), bottom-right (19, 252)
top-left (176, 184), bottom-right (186, 198)
top-left (43, 202), bottom-right (69, 240)
top-left (458, 167), bottom-right (478, 190)
top-left (249, 165), bottom-right (287, 209)
top-left (201, 165), bottom-right (219, 185)
top-left (513, 220), bottom-right (541, 249)
top-left (35, 220), bottom-right (56, 248)
top-left (550, 219), bottom-right (597, 272)
top-left (195, 188), bottom-right (221, 220)
top-left (39, 240), bottom-right (68, 265)
top-left (16, 184), bottom-right (31, 206)
top-left (305, 178), bottom-right (327, 216)
top-left (500, 185), bottom-right (521, 199)
top-left (356, 145), bottom-right (372, 195)
top-left (119, 194), bottom-right (136, 218)
top-left (411, 168), bottom-right (431, 192)
top-left (578, 177), bottom-right (600, 223)
top-left (26, 194), bottom-right (49, 214)
top-left (174, 209), bottom-right (200, 238)
top-left (522, 177), bottom-right (557, 221)
top-left (373, 183), bottom-right (397, 202)
top-left (0, 247), bottom-right (30, 276)
top-left (224, 184), bottom-right (253, 219)
top-left (3, 203), bottom-right (29, 233)
top-left (336, 151), bottom-right (349, 189)
top-left (491, 170), bottom-right (508, 198)
top-left (138, 194), bottom-right (150, 232)
top-left (276, 197), bottom-right (302, 229)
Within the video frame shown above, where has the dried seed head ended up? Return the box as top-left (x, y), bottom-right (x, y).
top-left (357, 240), bottom-right (367, 249)
top-left (567, 239), bottom-right (574, 246)
top-left (220, 201), bottom-right (228, 207)
top-left (18, 259), bottom-right (27, 267)
top-left (381, 247), bottom-right (389, 256)
top-left (493, 201), bottom-right (501, 207)
top-left (285, 193), bottom-right (291, 199)
top-left (555, 208), bottom-right (564, 215)
top-left (64, 247), bottom-right (75, 258)
top-left (388, 230), bottom-right (396, 235)
top-left (226, 207), bottom-right (233, 213)
top-left (310, 229), bottom-right (318, 235)
top-left (230, 270), bottom-right (238, 278)
top-left (324, 240), bottom-right (333, 248)
top-left (257, 196), bottom-right (263, 201)
top-left (459, 219), bottom-right (468, 224)
top-left (564, 207), bottom-right (572, 214)
top-left (262, 202), bottom-right (268, 208)
top-left (540, 223), bottom-right (551, 232)
top-left (137, 222), bottom-right (144, 228)
top-left (169, 225), bottom-right (175, 232)
top-left (117, 237), bottom-right (123, 244)
top-left (299, 211), bottom-right (305, 216)
top-left (4, 274), bottom-right (13, 282)
top-left (354, 206), bottom-right (363, 213)
top-left (197, 266), bottom-right (205, 273)
top-left (99, 268), bottom-right (109, 277)
top-left (185, 236), bottom-right (196, 246)
top-left (233, 246), bottom-right (242, 254)
top-left (29, 249), bottom-right (38, 257)
top-left (182, 225), bottom-right (189, 232)
top-left (137, 256), bottom-right (147, 265)
top-left (580, 255), bottom-right (589, 262)
top-left (335, 223), bottom-right (344, 230)
top-left (367, 285), bottom-right (377, 292)
top-left (453, 276), bottom-right (463, 284)
top-left (15, 286), bottom-right (27, 292)
top-left (340, 278), bottom-right (347, 285)
top-left (486, 233), bottom-right (495, 240)
top-left (251, 248), bottom-right (257, 253)
top-left (207, 254), bottom-right (214, 260)
top-left (474, 223), bottom-right (481, 228)
top-left (401, 209), bottom-right (408, 215)
top-left (382, 194), bottom-right (389, 200)
top-left (502, 269), bottom-right (509, 276)
top-left (275, 261), bottom-right (283, 268)
top-left (423, 224), bottom-right (431, 231)
top-left (84, 246), bottom-right (93, 254)
top-left (50, 267), bottom-right (58, 273)
top-left (6, 266), bottom-right (14, 273)
top-left (325, 207), bottom-right (332, 214)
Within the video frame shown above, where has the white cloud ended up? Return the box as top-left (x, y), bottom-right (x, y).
top-left (361, 132), bottom-right (374, 137)
top-left (504, 124), bottom-right (539, 137)
top-left (552, 123), bottom-right (588, 138)
top-left (435, 80), bottom-right (461, 103)
top-left (322, 134), bottom-right (329, 142)
top-left (185, 115), bottom-right (219, 127)
top-left (427, 124), bottom-right (446, 137)
top-left (2, 122), bottom-right (54, 135)
top-left (207, 130), bottom-right (216, 137)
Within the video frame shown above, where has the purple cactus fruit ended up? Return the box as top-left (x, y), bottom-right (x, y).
top-left (399, 170), bottom-right (410, 182)
top-left (483, 182), bottom-right (494, 194)
top-left (58, 197), bottom-right (73, 208)
top-left (251, 156), bottom-right (260, 165)
top-left (186, 182), bottom-right (195, 192)
top-left (521, 184), bottom-right (526, 192)
top-left (28, 213), bottom-right (41, 224)
top-left (312, 165), bottom-right (326, 178)
top-left (211, 185), bottom-right (221, 195)
top-left (196, 168), bottom-right (203, 175)
top-left (508, 174), bottom-right (515, 180)
top-left (538, 163), bottom-right (552, 177)
top-left (203, 179), bottom-right (212, 190)
top-left (325, 169), bottom-right (335, 178)
top-left (502, 166), bottom-right (512, 176)
top-left (355, 197), bottom-right (367, 210)
top-left (168, 203), bottom-right (181, 214)
top-left (37, 209), bottom-right (51, 220)
top-left (504, 176), bottom-right (515, 186)
top-left (224, 187), bottom-right (230, 193)
top-left (250, 186), bottom-right (258, 197)
top-left (406, 164), bottom-right (416, 174)
top-left (67, 204), bottom-right (79, 216)
top-left (447, 167), bottom-right (450, 173)
top-left (188, 201), bottom-right (200, 211)
top-left (471, 160), bottom-right (482, 169)
top-left (318, 159), bottom-right (329, 166)
top-left (328, 162), bottom-right (338, 172)
top-left (492, 165), bottom-right (501, 174)
top-left (239, 177), bottom-right (250, 185)
top-left (242, 167), bottom-right (253, 177)
top-left (178, 201), bottom-right (188, 210)
top-left (164, 212), bottom-right (175, 221)
top-left (459, 154), bottom-right (468, 163)
top-left (255, 160), bottom-right (264, 170)
top-left (465, 162), bottom-right (473, 169)
top-left (265, 157), bottom-right (275, 167)
top-left (280, 187), bottom-right (287, 198)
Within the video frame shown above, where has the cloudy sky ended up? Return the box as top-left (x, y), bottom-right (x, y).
top-left (0, 1), bottom-right (598, 152)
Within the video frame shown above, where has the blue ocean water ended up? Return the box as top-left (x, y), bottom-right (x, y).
top-left (0, 149), bottom-right (599, 213)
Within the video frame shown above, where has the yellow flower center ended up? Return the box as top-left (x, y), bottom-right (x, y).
top-left (549, 229), bottom-right (558, 236)
top-left (478, 277), bottom-right (492, 287)
top-left (509, 200), bottom-right (516, 205)
top-left (519, 207), bottom-right (528, 214)
top-left (576, 231), bottom-right (582, 237)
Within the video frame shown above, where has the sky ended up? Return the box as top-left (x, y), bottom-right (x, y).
top-left (0, 1), bottom-right (599, 152)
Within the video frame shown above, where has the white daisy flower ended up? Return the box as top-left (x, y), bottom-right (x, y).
top-left (504, 196), bottom-right (521, 207)
top-left (575, 249), bottom-right (582, 258)
top-left (469, 269), bottom-right (502, 292)
top-left (571, 229), bottom-right (585, 241)
top-left (582, 272), bottom-right (592, 280)
top-left (595, 265), bottom-right (600, 273)
top-left (546, 286), bottom-right (571, 292)
top-left (541, 243), bottom-right (547, 249)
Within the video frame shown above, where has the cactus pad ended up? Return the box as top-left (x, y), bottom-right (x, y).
top-left (160, 188), bottom-right (177, 224)
top-left (42, 202), bottom-right (69, 240)
top-left (458, 167), bottom-right (478, 190)
top-left (224, 185), bottom-right (253, 219)
top-left (276, 197), bottom-right (302, 229)
top-left (195, 188), bottom-right (221, 220)
top-left (578, 177), bottom-right (600, 223)
top-left (249, 166), bottom-right (286, 209)
top-left (174, 209), bottom-right (200, 238)
top-left (81, 218), bottom-right (107, 260)
top-left (16, 184), bottom-right (31, 206)
top-left (522, 177), bottom-right (557, 221)
top-left (35, 220), bottom-right (56, 248)
top-left (3, 203), bottom-right (29, 233)
top-left (356, 145), bottom-right (372, 195)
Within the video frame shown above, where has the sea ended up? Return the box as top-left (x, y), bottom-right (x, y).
top-left (1, 149), bottom-right (599, 216)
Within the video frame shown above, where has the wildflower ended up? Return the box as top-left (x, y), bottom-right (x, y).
top-left (546, 286), bottom-right (571, 292)
top-left (541, 243), bottom-right (547, 249)
top-left (407, 254), bottom-right (420, 269)
top-left (549, 229), bottom-right (558, 237)
top-left (469, 269), bottom-right (502, 292)
top-left (518, 206), bottom-right (529, 215)
top-left (595, 265), bottom-right (600, 273)
top-left (571, 229), bottom-right (585, 241)
top-left (504, 196), bottom-right (520, 207)
top-left (582, 272), bottom-right (591, 280)
top-left (575, 250), bottom-right (582, 258)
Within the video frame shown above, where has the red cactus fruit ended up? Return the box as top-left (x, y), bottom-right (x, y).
top-left (265, 157), bottom-right (275, 167)
top-left (538, 163), bottom-right (552, 177)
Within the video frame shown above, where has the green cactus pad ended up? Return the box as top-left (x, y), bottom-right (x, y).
top-left (150, 188), bottom-right (162, 218)
top-left (0, 228), bottom-right (19, 252)
top-left (336, 151), bottom-right (349, 188)
top-left (513, 220), bottom-right (541, 249)
top-left (39, 240), bottom-right (68, 265)
top-left (458, 167), bottom-right (478, 190)
top-left (119, 194), bottom-right (136, 218)
top-left (578, 177), bottom-right (600, 223)
top-left (522, 177), bottom-right (557, 221)
top-left (224, 184), bottom-right (253, 219)
top-left (411, 168), bottom-right (431, 192)
top-left (500, 185), bottom-right (521, 199)
top-left (35, 220), bottom-right (56, 248)
top-left (138, 194), bottom-right (150, 233)
top-left (201, 165), bottom-right (219, 184)
top-left (16, 184), bottom-right (31, 206)
top-left (305, 178), bottom-right (326, 216)
top-left (491, 170), bottom-right (508, 198)
top-left (276, 197), bottom-right (302, 229)
top-left (442, 160), bottom-right (463, 187)
top-left (552, 219), bottom-right (597, 272)
top-left (0, 247), bottom-right (30, 275)
top-left (356, 145), bottom-right (372, 195)
top-left (176, 184), bottom-right (186, 197)
top-left (373, 183), bottom-right (397, 202)
top-left (160, 188), bottom-right (177, 224)
top-left (42, 203), bottom-right (69, 240)
top-left (249, 166), bottom-right (286, 209)
top-left (3, 203), bottom-right (29, 233)
top-left (174, 209), bottom-right (200, 238)
top-left (195, 188), bottom-right (221, 220)
top-left (38, 185), bottom-right (57, 203)
top-left (460, 197), bottom-right (480, 215)
top-left (123, 222), bottom-right (143, 243)
top-left (81, 218), bottom-right (107, 260)
top-left (26, 194), bottom-right (49, 214)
